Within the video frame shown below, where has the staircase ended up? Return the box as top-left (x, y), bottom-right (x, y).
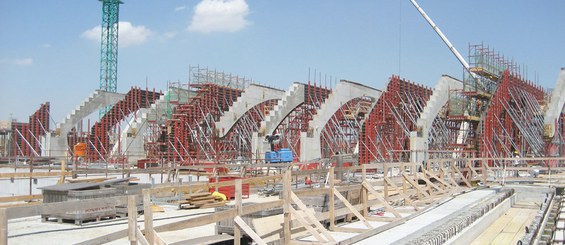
top-left (261, 83), bottom-right (305, 136)
top-left (57, 90), bottom-right (125, 134)
top-left (48, 90), bottom-right (125, 158)
top-left (411, 75), bottom-right (462, 163)
top-left (216, 84), bottom-right (285, 138)
top-left (416, 75), bottom-right (462, 136)
top-left (300, 80), bottom-right (382, 161)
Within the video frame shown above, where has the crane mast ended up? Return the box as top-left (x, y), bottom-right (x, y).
top-left (99, 0), bottom-right (123, 116)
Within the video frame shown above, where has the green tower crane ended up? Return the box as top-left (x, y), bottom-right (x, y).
top-left (99, 0), bottom-right (123, 117)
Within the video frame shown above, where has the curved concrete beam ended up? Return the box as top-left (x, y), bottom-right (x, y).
top-left (261, 83), bottom-right (305, 136)
top-left (216, 84), bottom-right (285, 138)
top-left (251, 83), bottom-right (305, 160)
top-left (410, 75), bottom-right (462, 163)
top-left (300, 80), bottom-right (382, 161)
top-left (47, 90), bottom-right (125, 158)
top-left (544, 68), bottom-right (565, 138)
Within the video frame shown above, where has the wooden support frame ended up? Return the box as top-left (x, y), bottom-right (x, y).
top-left (402, 172), bottom-right (430, 198)
top-left (362, 181), bottom-right (402, 218)
top-left (290, 192), bottom-right (336, 243)
top-left (234, 216), bottom-right (267, 245)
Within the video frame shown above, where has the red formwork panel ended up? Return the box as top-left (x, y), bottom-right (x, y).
top-left (86, 87), bottom-right (161, 162)
top-left (359, 76), bottom-right (432, 164)
top-left (163, 83), bottom-right (243, 163)
top-left (479, 70), bottom-right (545, 162)
top-left (208, 176), bottom-right (250, 200)
top-left (10, 102), bottom-right (50, 158)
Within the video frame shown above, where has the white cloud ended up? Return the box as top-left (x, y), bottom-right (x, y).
top-left (42, 43), bottom-right (52, 48)
top-left (188, 0), bottom-right (250, 33)
top-left (81, 21), bottom-right (153, 47)
top-left (0, 58), bottom-right (33, 66)
top-left (175, 5), bottom-right (187, 12)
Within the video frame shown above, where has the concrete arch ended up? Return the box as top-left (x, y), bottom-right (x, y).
top-left (45, 90), bottom-right (125, 158)
top-left (300, 80), bottom-right (382, 161)
top-left (251, 83), bottom-right (306, 159)
top-left (544, 68), bottom-right (565, 138)
top-left (216, 84), bottom-right (285, 138)
top-left (410, 75), bottom-right (463, 163)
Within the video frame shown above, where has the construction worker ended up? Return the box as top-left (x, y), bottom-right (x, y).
top-left (513, 151), bottom-right (520, 177)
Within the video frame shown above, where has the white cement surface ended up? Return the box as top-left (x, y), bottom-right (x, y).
top-left (355, 189), bottom-right (494, 244)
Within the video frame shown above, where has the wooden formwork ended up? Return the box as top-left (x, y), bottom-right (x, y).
top-left (117, 163), bottom-right (466, 245)
top-left (2, 157), bottom-right (565, 244)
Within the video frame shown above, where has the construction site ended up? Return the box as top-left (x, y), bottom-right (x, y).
top-left (1, 1), bottom-right (565, 245)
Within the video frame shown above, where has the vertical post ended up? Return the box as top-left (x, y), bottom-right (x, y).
top-left (329, 167), bottom-right (335, 230)
top-left (143, 189), bottom-right (154, 244)
top-left (361, 164), bottom-right (367, 217)
top-left (402, 163), bottom-right (408, 204)
top-left (383, 162), bottom-right (388, 201)
top-left (29, 156), bottom-right (33, 196)
top-left (234, 179), bottom-right (243, 245)
top-left (283, 170), bottom-right (291, 244)
top-left (128, 195), bottom-right (137, 245)
top-left (0, 208), bottom-right (6, 245)
top-left (482, 158), bottom-right (487, 185)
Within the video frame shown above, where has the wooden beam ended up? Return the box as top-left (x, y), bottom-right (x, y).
top-left (330, 227), bottom-right (368, 233)
top-left (154, 209), bottom-right (237, 233)
top-left (361, 164), bottom-right (368, 218)
top-left (0, 194), bottom-right (42, 203)
top-left (362, 181), bottom-right (402, 218)
top-left (234, 179), bottom-right (242, 245)
top-left (6, 196), bottom-right (127, 220)
top-left (401, 173), bottom-right (430, 198)
top-left (289, 208), bottom-right (327, 243)
top-left (329, 167), bottom-right (335, 230)
top-left (128, 195), bottom-right (137, 245)
top-left (0, 172), bottom-right (71, 179)
top-left (384, 177), bottom-right (419, 211)
top-left (283, 171), bottom-right (291, 245)
top-left (289, 193), bottom-right (335, 243)
top-left (417, 173), bottom-right (445, 193)
top-left (241, 200), bottom-right (284, 216)
top-left (422, 169), bottom-right (452, 188)
top-left (234, 216), bottom-right (267, 245)
top-left (0, 208), bottom-right (6, 245)
top-left (452, 164), bottom-right (472, 188)
top-left (333, 187), bottom-right (373, 229)
top-left (143, 189), bottom-right (154, 244)
top-left (136, 227), bottom-right (149, 245)
top-left (154, 231), bottom-right (167, 245)
top-left (337, 218), bottom-right (406, 245)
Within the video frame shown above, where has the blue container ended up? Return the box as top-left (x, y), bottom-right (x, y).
top-left (279, 148), bottom-right (293, 162)
top-left (265, 151), bottom-right (280, 163)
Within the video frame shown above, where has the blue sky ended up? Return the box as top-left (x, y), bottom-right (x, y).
top-left (1, 0), bottom-right (564, 123)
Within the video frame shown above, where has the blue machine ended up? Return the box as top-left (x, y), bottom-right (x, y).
top-left (265, 148), bottom-right (293, 163)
